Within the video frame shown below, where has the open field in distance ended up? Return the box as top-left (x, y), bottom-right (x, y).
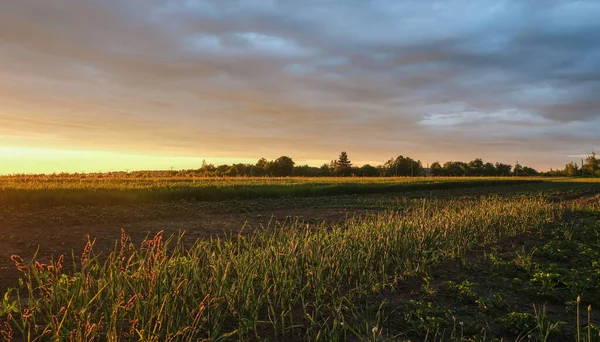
top-left (0, 176), bottom-right (582, 206)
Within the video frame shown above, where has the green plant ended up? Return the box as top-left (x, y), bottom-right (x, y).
top-left (403, 300), bottom-right (450, 334)
top-left (514, 246), bottom-right (537, 272)
top-left (532, 303), bottom-right (565, 341)
top-left (476, 293), bottom-right (506, 312)
top-left (442, 280), bottom-right (478, 301)
top-left (421, 276), bottom-right (437, 297)
top-left (497, 311), bottom-right (536, 336)
top-left (530, 269), bottom-right (563, 297)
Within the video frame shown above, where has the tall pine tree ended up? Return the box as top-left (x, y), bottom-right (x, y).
top-left (335, 151), bottom-right (352, 176)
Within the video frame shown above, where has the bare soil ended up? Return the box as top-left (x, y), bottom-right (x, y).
top-left (0, 197), bottom-right (378, 294)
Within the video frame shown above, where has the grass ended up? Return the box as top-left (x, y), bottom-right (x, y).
top-left (1, 194), bottom-right (563, 341)
top-left (382, 195), bottom-right (600, 341)
top-left (1, 179), bottom-right (600, 341)
top-left (0, 176), bottom-right (553, 206)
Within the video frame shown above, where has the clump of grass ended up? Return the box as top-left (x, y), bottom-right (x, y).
top-left (1, 196), bottom-right (558, 340)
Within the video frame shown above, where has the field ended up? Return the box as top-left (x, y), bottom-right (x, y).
top-left (0, 176), bottom-right (547, 207)
top-left (1, 176), bottom-right (600, 341)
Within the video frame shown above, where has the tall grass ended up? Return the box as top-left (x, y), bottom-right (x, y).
top-left (0, 177), bottom-right (545, 206)
top-left (1, 196), bottom-right (559, 341)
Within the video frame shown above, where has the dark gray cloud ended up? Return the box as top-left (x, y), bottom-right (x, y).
top-left (0, 0), bottom-right (599, 170)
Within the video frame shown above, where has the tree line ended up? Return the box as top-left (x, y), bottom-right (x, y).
top-left (182, 152), bottom-right (547, 177)
top-left (8, 152), bottom-right (598, 178)
top-left (547, 152), bottom-right (600, 177)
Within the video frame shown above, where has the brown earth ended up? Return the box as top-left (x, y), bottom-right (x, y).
top-left (0, 197), bottom-right (380, 294)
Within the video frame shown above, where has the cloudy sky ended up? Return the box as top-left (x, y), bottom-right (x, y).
top-left (1, 0), bottom-right (599, 173)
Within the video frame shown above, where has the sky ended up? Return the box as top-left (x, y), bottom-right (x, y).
top-left (1, 0), bottom-right (599, 174)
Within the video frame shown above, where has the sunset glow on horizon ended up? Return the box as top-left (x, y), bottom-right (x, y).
top-left (0, 147), bottom-right (264, 175)
top-left (1, 0), bottom-right (599, 174)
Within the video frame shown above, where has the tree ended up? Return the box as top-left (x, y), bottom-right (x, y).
top-left (271, 156), bottom-right (295, 176)
top-left (564, 162), bottom-right (579, 177)
top-left (468, 158), bottom-right (485, 176)
top-left (430, 162), bottom-right (443, 176)
top-left (335, 151), bottom-right (353, 176)
top-left (199, 160), bottom-right (216, 175)
top-left (256, 158), bottom-right (268, 169)
top-left (442, 161), bottom-right (468, 176)
top-left (294, 164), bottom-right (319, 177)
top-left (329, 160), bottom-right (336, 170)
top-left (250, 158), bottom-right (269, 176)
top-left (250, 165), bottom-right (265, 176)
top-left (483, 162), bottom-right (496, 176)
top-left (216, 164), bottom-right (229, 176)
top-left (384, 155), bottom-right (423, 177)
top-left (494, 162), bottom-right (512, 176)
top-left (583, 152), bottom-right (599, 176)
top-left (521, 166), bottom-right (539, 176)
top-left (359, 164), bottom-right (379, 177)
top-left (513, 163), bottom-right (523, 176)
